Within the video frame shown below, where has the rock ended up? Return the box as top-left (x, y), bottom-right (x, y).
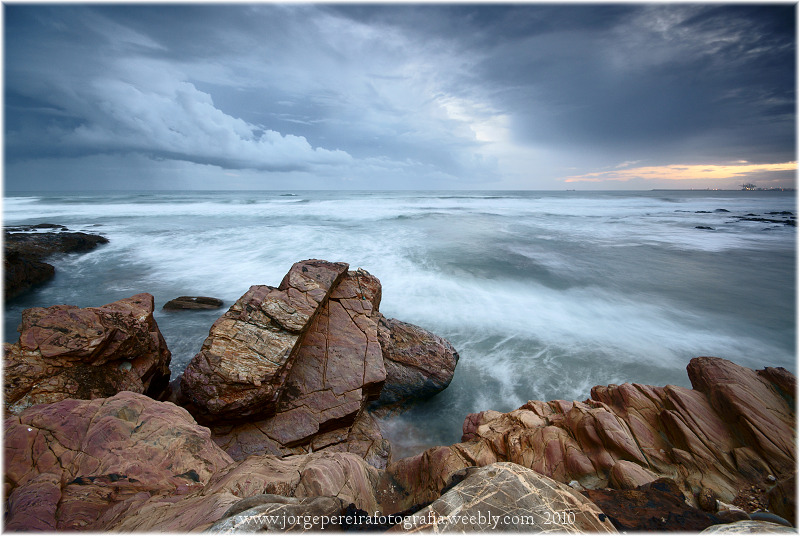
top-left (163, 296), bottom-right (224, 310)
top-left (385, 357), bottom-right (794, 515)
top-left (204, 450), bottom-right (383, 516)
top-left (4, 392), bottom-right (233, 531)
top-left (207, 495), bottom-right (347, 532)
top-left (373, 314), bottom-right (459, 410)
top-left (191, 267), bottom-right (391, 466)
top-left (4, 228), bottom-right (108, 299)
top-left (583, 478), bottom-right (726, 531)
top-left (700, 520), bottom-right (797, 533)
top-left (397, 462), bottom-right (616, 532)
top-left (3, 293), bottom-right (171, 413)
top-left (699, 487), bottom-right (720, 512)
top-left (768, 474), bottom-right (796, 525)
top-left (609, 460), bottom-right (658, 490)
top-left (180, 259), bottom-right (349, 422)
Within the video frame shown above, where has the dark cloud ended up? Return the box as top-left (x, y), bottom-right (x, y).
top-left (3, 3), bottom-right (795, 190)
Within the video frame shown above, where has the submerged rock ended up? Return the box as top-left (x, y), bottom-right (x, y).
top-left (3, 293), bottom-right (171, 413)
top-left (163, 296), bottom-right (224, 310)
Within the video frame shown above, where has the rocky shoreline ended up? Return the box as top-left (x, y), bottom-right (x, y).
top-left (3, 259), bottom-right (796, 532)
top-left (4, 224), bottom-right (108, 299)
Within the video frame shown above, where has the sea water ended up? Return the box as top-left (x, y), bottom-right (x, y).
top-left (3, 190), bottom-right (796, 457)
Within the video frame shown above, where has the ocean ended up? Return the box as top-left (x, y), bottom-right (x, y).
top-left (3, 190), bottom-right (796, 457)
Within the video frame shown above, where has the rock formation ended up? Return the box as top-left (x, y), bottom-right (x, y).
top-left (398, 462), bottom-right (617, 533)
top-left (374, 315), bottom-right (459, 410)
top-left (4, 392), bottom-right (232, 531)
top-left (3, 293), bottom-right (171, 413)
top-left (4, 226), bottom-right (108, 299)
top-left (383, 357), bottom-right (795, 520)
top-left (178, 260), bottom-right (457, 468)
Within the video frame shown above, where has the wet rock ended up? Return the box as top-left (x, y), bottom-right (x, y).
top-left (373, 315), bottom-right (459, 410)
top-left (180, 259), bottom-right (349, 422)
top-left (398, 462), bottom-right (617, 532)
top-left (387, 357), bottom-right (795, 514)
top-left (3, 293), bottom-right (171, 413)
top-left (4, 228), bottom-right (108, 299)
top-left (163, 296), bottom-right (224, 310)
top-left (4, 392), bottom-right (233, 531)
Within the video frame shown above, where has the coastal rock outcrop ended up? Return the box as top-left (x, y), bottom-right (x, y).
top-left (179, 259), bottom-right (350, 422)
top-left (4, 226), bottom-right (108, 299)
top-left (397, 462), bottom-right (617, 533)
top-left (177, 260), bottom-right (455, 469)
top-left (374, 315), bottom-right (459, 410)
top-left (383, 357), bottom-right (795, 520)
top-left (3, 293), bottom-right (171, 413)
top-left (4, 392), bottom-right (233, 531)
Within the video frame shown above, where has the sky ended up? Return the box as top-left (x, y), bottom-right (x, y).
top-left (3, 3), bottom-right (797, 191)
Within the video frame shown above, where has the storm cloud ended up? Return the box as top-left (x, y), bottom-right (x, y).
top-left (4, 3), bottom-right (796, 190)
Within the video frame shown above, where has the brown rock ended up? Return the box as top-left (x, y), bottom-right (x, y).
top-left (374, 314), bottom-right (459, 410)
top-left (4, 392), bottom-right (233, 531)
top-left (583, 478), bottom-right (726, 532)
top-left (699, 487), bottom-right (720, 512)
top-left (163, 296), bottom-right (224, 310)
top-left (208, 495), bottom-right (347, 532)
top-left (3, 293), bottom-right (171, 413)
top-left (179, 259), bottom-right (349, 422)
top-left (397, 462), bottom-right (617, 533)
top-left (768, 474), bottom-right (796, 526)
top-left (385, 357), bottom-right (795, 516)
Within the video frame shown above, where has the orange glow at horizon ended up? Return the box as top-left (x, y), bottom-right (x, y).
top-left (563, 161), bottom-right (798, 183)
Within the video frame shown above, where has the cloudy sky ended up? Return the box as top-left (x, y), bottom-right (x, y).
top-left (4, 3), bottom-right (796, 190)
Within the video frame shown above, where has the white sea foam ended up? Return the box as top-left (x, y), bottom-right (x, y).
top-left (4, 190), bottom-right (795, 453)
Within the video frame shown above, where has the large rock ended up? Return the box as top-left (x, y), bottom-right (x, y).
top-left (181, 265), bottom-right (397, 469)
top-left (374, 314), bottom-right (459, 410)
top-left (3, 293), bottom-right (171, 413)
top-left (4, 227), bottom-right (108, 299)
top-left (180, 259), bottom-right (349, 422)
top-left (397, 462), bottom-right (616, 532)
top-left (163, 296), bottom-right (224, 310)
top-left (385, 357), bottom-right (795, 516)
top-left (4, 392), bottom-right (233, 531)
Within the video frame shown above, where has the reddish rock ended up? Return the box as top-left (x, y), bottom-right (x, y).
top-left (374, 314), bottom-right (459, 410)
top-left (4, 392), bottom-right (233, 531)
top-left (384, 357), bottom-right (795, 516)
top-left (3, 293), bottom-right (171, 413)
top-left (163, 296), bottom-right (223, 310)
top-left (180, 259), bottom-right (349, 422)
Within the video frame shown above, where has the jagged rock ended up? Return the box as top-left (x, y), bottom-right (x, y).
top-left (163, 296), bottom-right (224, 310)
top-left (189, 267), bottom-right (390, 467)
top-left (4, 228), bottom-right (108, 298)
top-left (386, 357), bottom-right (795, 516)
top-left (397, 462), bottom-right (616, 532)
top-left (3, 293), bottom-right (171, 413)
top-left (180, 259), bottom-right (350, 422)
top-left (373, 314), bottom-right (459, 410)
top-left (4, 392), bottom-right (233, 531)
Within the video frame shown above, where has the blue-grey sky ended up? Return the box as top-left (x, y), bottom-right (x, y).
top-left (4, 3), bottom-right (796, 190)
